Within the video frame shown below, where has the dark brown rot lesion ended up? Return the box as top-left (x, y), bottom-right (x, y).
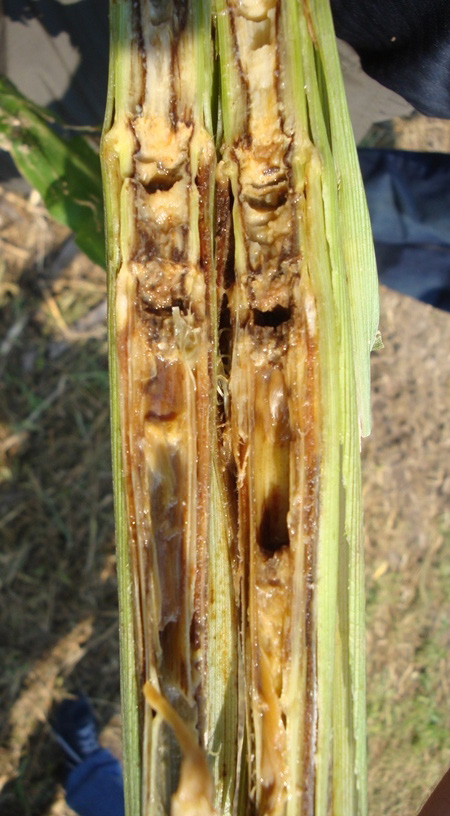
top-left (223, 281), bottom-right (319, 814)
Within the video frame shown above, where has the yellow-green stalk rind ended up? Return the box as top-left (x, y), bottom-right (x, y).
top-left (299, 153), bottom-right (341, 816)
top-left (292, 10), bottom-right (342, 813)
top-left (282, 9), bottom-right (344, 813)
top-left (298, 12), bottom-right (369, 813)
top-left (306, 3), bottom-right (374, 810)
top-left (308, 0), bottom-right (379, 440)
top-left (101, 4), bottom-right (142, 816)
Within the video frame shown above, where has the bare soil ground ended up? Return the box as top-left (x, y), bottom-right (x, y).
top-left (362, 110), bottom-right (450, 815)
top-left (364, 287), bottom-right (450, 815)
top-left (0, 111), bottom-right (449, 815)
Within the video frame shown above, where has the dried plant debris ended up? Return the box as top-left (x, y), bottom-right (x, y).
top-left (101, 1), bottom-right (379, 815)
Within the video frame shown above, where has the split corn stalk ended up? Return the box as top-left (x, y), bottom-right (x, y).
top-left (101, 1), bottom-right (379, 815)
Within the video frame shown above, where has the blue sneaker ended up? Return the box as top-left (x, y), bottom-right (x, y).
top-left (51, 694), bottom-right (100, 769)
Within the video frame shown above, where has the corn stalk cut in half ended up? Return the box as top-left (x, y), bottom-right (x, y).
top-left (101, 0), bottom-right (379, 815)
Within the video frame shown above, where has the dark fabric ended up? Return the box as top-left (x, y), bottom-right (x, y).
top-left (359, 148), bottom-right (450, 311)
top-left (65, 748), bottom-right (124, 816)
top-left (331, 0), bottom-right (450, 119)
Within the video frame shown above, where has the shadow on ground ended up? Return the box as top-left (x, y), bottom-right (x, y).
top-left (0, 188), bottom-right (119, 815)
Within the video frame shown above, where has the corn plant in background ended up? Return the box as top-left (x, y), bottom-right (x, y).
top-left (0, 76), bottom-right (105, 268)
top-left (102, 0), bottom-right (379, 815)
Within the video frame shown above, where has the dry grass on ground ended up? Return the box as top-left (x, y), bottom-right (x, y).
top-left (0, 190), bottom-right (118, 815)
top-left (0, 112), bottom-right (449, 815)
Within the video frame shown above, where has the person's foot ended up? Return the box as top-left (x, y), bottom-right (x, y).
top-left (51, 694), bottom-right (100, 769)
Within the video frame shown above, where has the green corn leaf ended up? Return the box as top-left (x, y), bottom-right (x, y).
top-left (0, 76), bottom-right (105, 267)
